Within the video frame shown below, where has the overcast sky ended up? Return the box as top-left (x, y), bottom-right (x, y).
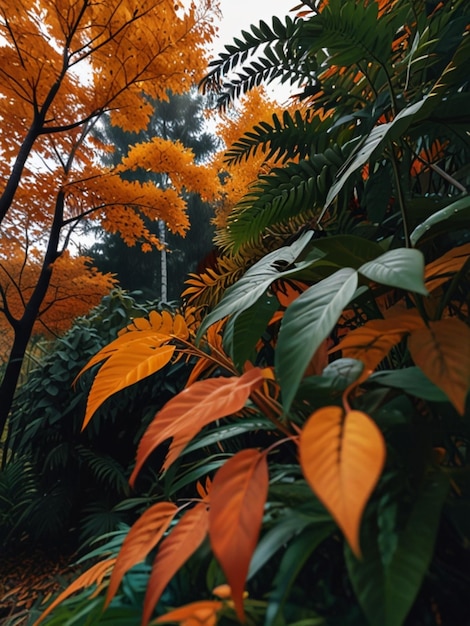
top-left (213, 0), bottom-right (294, 54)
top-left (210, 0), bottom-right (295, 100)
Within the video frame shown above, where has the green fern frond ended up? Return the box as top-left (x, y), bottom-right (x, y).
top-left (223, 148), bottom-right (344, 252)
top-left (79, 500), bottom-right (127, 547)
top-left (0, 459), bottom-right (37, 539)
top-left (200, 16), bottom-right (316, 109)
top-left (224, 109), bottom-right (333, 166)
top-left (77, 446), bottom-right (130, 497)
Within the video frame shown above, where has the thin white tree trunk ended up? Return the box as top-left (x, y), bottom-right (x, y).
top-left (159, 219), bottom-right (167, 301)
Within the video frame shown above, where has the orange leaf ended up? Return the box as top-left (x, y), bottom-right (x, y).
top-left (299, 407), bottom-right (386, 557)
top-left (82, 339), bottom-right (176, 429)
top-left (153, 600), bottom-right (223, 625)
top-left (143, 503), bottom-right (209, 626)
top-left (331, 314), bottom-right (425, 372)
top-left (105, 502), bottom-right (178, 608)
top-left (34, 558), bottom-right (116, 625)
top-left (209, 449), bottom-right (268, 622)
top-left (408, 318), bottom-right (470, 415)
top-left (424, 243), bottom-right (470, 292)
top-left (130, 368), bottom-right (265, 484)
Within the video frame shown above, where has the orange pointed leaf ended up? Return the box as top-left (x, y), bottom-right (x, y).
top-left (424, 243), bottom-right (470, 292)
top-left (408, 318), bottom-right (470, 415)
top-left (143, 502), bottom-right (209, 626)
top-left (34, 558), bottom-right (116, 625)
top-left (105, 502), bottom-right (178, 608)
top-left (154, 600), bottom-right (223, 625)
top-left (300, 407), bottom-right (386, 557)
top-left (209, 449), bottom-right (268, 622)
top-left (82, 340), bottom-right (176, 429)
top-left (331, 313), bottom-right (425, 372)
top-left (130, 368), bottom-right (265, 484)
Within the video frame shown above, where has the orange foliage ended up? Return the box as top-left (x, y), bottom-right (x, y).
top-left (211, 88), bottom-right (288, 232)
top-left (0, 249), bottom-right (116, 361)
top-left (209, 449), bottom-right (269, 621)
top-left (0, 0), bottom-right (221, 364)
top-left (299, 406), bottom-right (386, 557)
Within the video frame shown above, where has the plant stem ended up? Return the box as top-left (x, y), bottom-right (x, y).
top-left (389, 143), bottom-right (411, 247)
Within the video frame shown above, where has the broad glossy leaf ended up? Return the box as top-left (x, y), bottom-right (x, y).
top-left (410, 195), bottom-right (470, 245)
top-left (345, 472), bottom-right (449, 626)
top-left (369, 367), bottom-right (448, 402)
top-left (210, 449), bottom-right (269, 622)
top-left (154, 600), bottom-right (223, 625)
top-left (130, 368), bottom-right (265, 484)
top-left (300, 407), bottom-right (386, 556)
top-left (35, 558), bottom-right (116, 624)
top-left (358, 248), bottom-right (428, 295)
top-left (408, 318), bottom-right (470, 415)
top-left (196, 231), bottom-right (319, 340)
top-left (105, 502), bottom-right (178, 607)
top-left (143, 502), bottom-right (209, 626)
top-left (297, 235), bottom-right (384, 281)
top-left (324, 97), bottom-right (434, 209)
top-left (224, 291), bottom-right (279, 369)
top-left (321, 358), bottom-right (364, 387)
top-left (82, 340), bottom-right (175, 429)
top-left (276, 268), bottom-right (358, 412)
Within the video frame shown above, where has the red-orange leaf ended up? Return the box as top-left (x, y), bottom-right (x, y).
top-left (154, 600), bottom-right (223, 625)
top-left (408, 318), bottom-right (470, 415)
top-left (105, 502), bottom-right (178, 608)
top-left (209, 449), bottom-right (269, 622)
top-left (34, 558), bottom-right (116, 625)
top-left (143, 502), bottom-right (209, 626)
top-left (130, 368), bottom-right (265, 484)
top-left (299, 407), bottom-right (386, 557)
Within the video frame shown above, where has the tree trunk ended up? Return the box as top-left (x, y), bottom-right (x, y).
top-left (159, 219), bottom-right (167, 301)
top-left (0, 191), bottom-right (65, 455)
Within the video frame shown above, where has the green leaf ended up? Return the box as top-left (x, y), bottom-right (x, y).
top-left (368, 368), bottom-right (448, 402)
top-left (410, 195), bottom-right (470, 246)
top-left (324, 97), bottom-right (435, 210)
top-left (264, 525), bottom-right (331, 626)
top-left (248, 509), bottom-right (333, 580)
top-left (276, 268), bottom-right (358, 412)
top-left (358, 248), bottom-right (428, 295)
top-left (345, 471), bottom-right (449, 626)
top-left (224, 291), bottom-right (280, 369)
top-left (196, 231), bottom-right (319, 341)
top-left (363, 164), bottom-right (393, 223)
top-left (321, 358), bottom-right (364, 387)
top-left (179, 418), bottom-right (275, 457)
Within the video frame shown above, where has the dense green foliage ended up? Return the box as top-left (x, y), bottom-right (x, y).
top-left (1, 291), bottom-right (190, 551)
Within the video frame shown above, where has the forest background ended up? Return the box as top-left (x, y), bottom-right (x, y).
top-left (0, 1), bottom-right (469, 625)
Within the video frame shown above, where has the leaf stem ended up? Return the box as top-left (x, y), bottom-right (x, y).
top-left (389, 143), bottom-right (411, 247)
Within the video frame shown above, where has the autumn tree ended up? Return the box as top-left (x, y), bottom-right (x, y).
top-left (0, 0), bottom-right (220, 443)
top-left (87, 88), bottom-right (220, 302)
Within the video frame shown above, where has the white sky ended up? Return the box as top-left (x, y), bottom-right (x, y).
top-left (210, 0), bottom-right (296, 101)
top-left (214, 0), bottom-right (295, 53)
